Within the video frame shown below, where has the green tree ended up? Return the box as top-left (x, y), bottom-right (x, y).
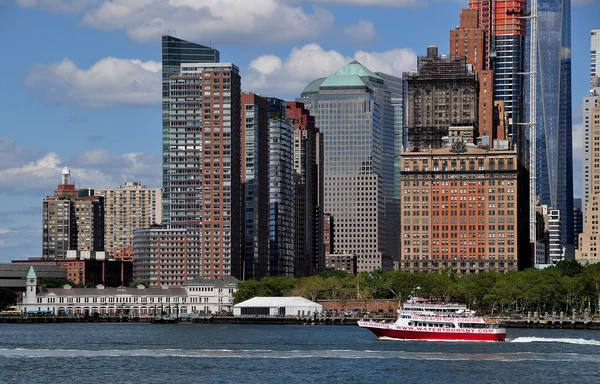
top-left (37, 278), bottom-right (74, 288)
top-left (554, 259), bottom-right (584, 277)
top-left (129, 280), bottom-right (149, 288)
top-left (319, 269), bottom-right (350, 279)
top-left (0, 288), bottom-right (17, 310)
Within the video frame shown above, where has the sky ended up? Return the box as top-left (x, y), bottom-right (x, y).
top-left (0, 0), bottom-right (598, 262)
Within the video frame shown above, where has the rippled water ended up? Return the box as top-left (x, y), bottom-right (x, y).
top-left (1, 324), bottom-right (599, 383)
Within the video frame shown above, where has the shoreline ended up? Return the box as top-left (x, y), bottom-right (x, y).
top-left (2, 314), bottom-right (600, 330)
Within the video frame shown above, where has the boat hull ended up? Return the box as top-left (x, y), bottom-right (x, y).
top-left (359, 322), bottom-right (505, 342)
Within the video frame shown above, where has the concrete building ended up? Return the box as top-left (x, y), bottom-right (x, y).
top-left (577, 105), bottom-right (600, 264)
top-left (161, 35), bottom-right (219, 226)
top-left (233, 296), bottom-right (322, 317)
top-left (583, 78), bottom-right (600, 220)
top-left (19, 266), bottom-right (238, 315)
top-left (403, 45), bottom-right (479, 151)
top-left (288, 101), bottom-right (325, 277)
top-left (43, 168), bottom-right (104, 260)
top-left (268, 106), bottom-right (296, 277)
top-left (95, 182), bottom-right (161, 256)
top-left (133, 227), bottom-right (201, 286)
top-left (325, 253), bottom-right (357, 275)
top-left (299, 61), bottom-right (398, 272)
top-left (400, 141), bottom-right (519, 273)
top-left (548, 209), bottom-right (564, 263)
top-left (591, 30), bottom-right (600, 86)
top-left (241, 93), bottom-right (270, 280)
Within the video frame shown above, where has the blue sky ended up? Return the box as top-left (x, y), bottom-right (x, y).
top-left (0, 0), bottom-right (598, 261)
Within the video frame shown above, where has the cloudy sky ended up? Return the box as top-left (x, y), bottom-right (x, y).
top-left (0, 0), bottom-right (598, 261)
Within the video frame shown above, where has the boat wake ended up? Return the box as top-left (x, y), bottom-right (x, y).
top-left (510, 337), bottom-right (600, 346)
top-left (1, 348), bottom-right (599, 362)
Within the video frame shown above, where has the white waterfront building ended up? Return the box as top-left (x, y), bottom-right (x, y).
top-left (233, 296), bottom-right (322, 317)
top-left (19, 267), bottom-right (238, 316)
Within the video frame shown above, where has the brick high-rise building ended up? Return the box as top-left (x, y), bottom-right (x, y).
top-left (449, 9), bottom-right (496, 143)
top-left (134, 58), bottom-right (243, 284)
top-left (241, 93), bottom-right (270, 280)
top-left (42, 168), bottom-right (105, 260)
top-left (400, 142), bottom-right (519, 273)
top-left (161, 35), bottom-right (219, 226)
top-left (95, 182), bottom-right (161, 256)
top-left (287, 101), bottom-right (325, 277)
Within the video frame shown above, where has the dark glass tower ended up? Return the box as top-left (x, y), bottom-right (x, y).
top-left (535, 0), bottom-right (573, 253)
top-left (161, 35), bottom-right (220, 226)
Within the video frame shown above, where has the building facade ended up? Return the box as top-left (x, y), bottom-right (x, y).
top-left (299, 61), bottom-right (397, 272)
top-left (43, 168), bottom-right (105, 260)
top-left (400, 142), bottom-right (519, 273)
top-left (534, 0), bottom-right (574, 255)
top-left (161, 35), bottom-right (219, 226)
top-left (449, 8), bottom-right (497, 143)
top-left (583, 78), bottom-right (600, 220)
top-left (591, 30), bottom-right (600, 86)
top-left (268, 114), bottom-right (296, 277)
top-left (325, 253), bottom-right (357, 275)
top-left (577, 105), bottom-right (600, 264)
top-left (548, 209), bottom-right (564, 263)
top-left (403, 45), bottom-right (479, 151)
top-left (288, 101), bottom-right (325, 277)
top-left (133, 228), bottom-right (202, 286)
top-left (95, 182), bottom-right (161, 256)
top-left (241, 93), bottom-right (270, 280)
top-left (19, 267), bottom-right (238, 315)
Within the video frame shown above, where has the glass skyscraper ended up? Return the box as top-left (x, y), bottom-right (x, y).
top-left (161, 35), bottom-right (220, 226)
top-left (299, 61), bottom-right (398, 271)
top-left (535, 0), bottom-right (573, 249)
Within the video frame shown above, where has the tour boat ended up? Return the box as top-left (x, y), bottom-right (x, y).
top-left (358, 297), bottom-right (506, 342)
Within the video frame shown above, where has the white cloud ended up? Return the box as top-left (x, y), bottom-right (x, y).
top-left (288, 0), bottom-right (422, 7)
top-left (24, 57), bottom-right (160, 108)
top-left (245, 43), bottom-right (417, 97)
top-left (343, 20), bottom-right (378, 46)
top-left (0, 137), bottom-right (160, 195)
top-left (78, 0), bottom-right (334, 44)
top-left (16, 0), bottom-right (99, 13)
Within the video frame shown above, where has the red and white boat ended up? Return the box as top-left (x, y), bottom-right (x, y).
top-left (358, 297), bottom-right (506, 342)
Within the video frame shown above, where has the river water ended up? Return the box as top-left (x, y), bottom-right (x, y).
top-left (1, 323), bottom-right (599, 383)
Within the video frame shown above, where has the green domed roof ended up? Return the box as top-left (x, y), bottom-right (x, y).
top-left (302, 77), bottom-right (326, 94)
top-left (332, 60), bottom-right (382, 80)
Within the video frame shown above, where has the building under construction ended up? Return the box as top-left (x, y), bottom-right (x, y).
top-left (403, 45), bottom-right (479, 152)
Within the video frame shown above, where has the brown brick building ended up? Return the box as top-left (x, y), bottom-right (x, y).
top-left (400, 142), bottom-right (519, 273)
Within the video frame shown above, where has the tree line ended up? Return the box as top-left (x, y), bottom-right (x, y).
top-left (233, 260), bottom-right (600, 315)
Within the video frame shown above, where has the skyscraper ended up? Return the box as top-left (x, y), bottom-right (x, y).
top-left (299, 61), bottom-right (397, 271)
top-left (287, 101), bottom-right (325, 277)
top-left (534, 0), bottom-right (573, 254)
top-left (403, 45), bottom-right (479, 150)
top-left (584, 77), bottom-right (600, 220)
top-left (161, 35), bottom-right (219, 226)
top-left (43, 168), bottom-right (105, 260)
top-left (591, 30), bottom-right (600, 86)
top-left (241, 93), bottom-right (270, 280)
top-left (95, 182), bottom-right (161, 255)
top-left (267, 100), bottom-right (296, 277)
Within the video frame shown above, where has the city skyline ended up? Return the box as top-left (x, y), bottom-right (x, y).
top-left (0, 0), bottom-right (598, 261)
